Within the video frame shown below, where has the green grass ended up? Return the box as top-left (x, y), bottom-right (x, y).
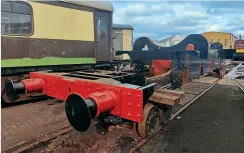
top-left (1, 57), bottom-right (94, 67)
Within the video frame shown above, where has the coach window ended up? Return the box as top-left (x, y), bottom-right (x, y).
top-left (97, 17), bottom-right (108, 39)
top-left (1, 1), bottom-right (33, 36)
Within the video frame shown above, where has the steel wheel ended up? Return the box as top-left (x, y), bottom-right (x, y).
top-left (137, 103), bottom-right (160, 137)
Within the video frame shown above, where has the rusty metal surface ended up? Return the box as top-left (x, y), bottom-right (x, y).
top-left (145, 70), bottom-right (171, 89)
top-left (137, 103), bottom-right (160, 137)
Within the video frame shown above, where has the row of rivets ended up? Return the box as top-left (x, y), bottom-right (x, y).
top-left (127, 113), bottom-right (141, 118)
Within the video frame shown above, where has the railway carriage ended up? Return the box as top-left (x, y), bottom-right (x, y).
top-left (1, 0), bottom-right (114, 64)
top-left (233, 38), bottom-right (244, 61)
top-left (1, 0), bottom-right (114, 102)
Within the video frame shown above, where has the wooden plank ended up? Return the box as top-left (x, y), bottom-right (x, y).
top-left (178, 93), bottom-right (196, 105)
top-left (179, 82), bottom-right (210, 95)
top-left (235, 79), bottom-right (244, 87)
top-left (193, 77), bottom-right (218, 84)
top-left (218, 79), bottom-right (236, 86)
top-left (149, 93), bottom-right (180, 105)
top-left (179, 87), bottom-right (206, 95)
top-left (155, 88), bottom-right (185, 99)
top-left (186, 81), bottom-right (211, 88)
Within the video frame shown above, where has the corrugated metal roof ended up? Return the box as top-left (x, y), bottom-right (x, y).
top-left (59, 0), bottom-right (113, 11)
top-left (113, 24), bottom-right (134, 30)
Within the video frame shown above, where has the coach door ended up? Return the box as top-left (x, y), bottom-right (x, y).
top-left (95, 11), bottom-right (111, 62)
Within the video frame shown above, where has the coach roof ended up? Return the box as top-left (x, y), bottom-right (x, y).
top-left (59, 0), bottom-right (114, 11)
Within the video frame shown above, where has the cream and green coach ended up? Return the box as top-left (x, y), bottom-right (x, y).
top-left (1, 0), bottom-right (114, 102)
top-left (1, 0), bottom-right (114, 67)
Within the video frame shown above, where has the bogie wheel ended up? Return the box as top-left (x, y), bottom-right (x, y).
top-left (137, 103), bottom-right (160, 137)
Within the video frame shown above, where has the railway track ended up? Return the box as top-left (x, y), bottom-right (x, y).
top-left (2, 99), bottom-right (69, 153)
top-left (232, 79), bottom-right (244, 92)
top-left (128, 78), bottom-right (220, 153)
top-left (1, 95), bottom-right (50, 108)
top-left (5, 126), bottom-right (73, 153)
top-left (225, 61), bottom-right (244, 92)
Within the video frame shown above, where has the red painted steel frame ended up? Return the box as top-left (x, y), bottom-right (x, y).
top-left (152, 60), bottom-right (171, 76)
top-left (28, 72), bottom-right (144, 122)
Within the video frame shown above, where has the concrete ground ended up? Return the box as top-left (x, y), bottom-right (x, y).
top-left (1, 100), bottom-right (69, 152)
top-left (139, 83), bottom-right (244, 153)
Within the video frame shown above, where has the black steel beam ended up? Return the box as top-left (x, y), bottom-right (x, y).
top-left (116, 50), bottom-right (199, 61)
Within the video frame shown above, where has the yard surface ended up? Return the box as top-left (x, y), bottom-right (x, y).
top-left (139, 84), bottom-right (244, 153)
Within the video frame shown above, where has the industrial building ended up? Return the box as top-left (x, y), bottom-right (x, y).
top-left (201, 32), bottom-right (238, 49)
top-left (112, 24), bottom-right (133, 59)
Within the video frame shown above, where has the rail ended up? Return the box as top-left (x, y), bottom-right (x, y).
top-left (232, 79), bottom-right (244, 92)
top-left (128, 78), bottom-right (220, 153)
